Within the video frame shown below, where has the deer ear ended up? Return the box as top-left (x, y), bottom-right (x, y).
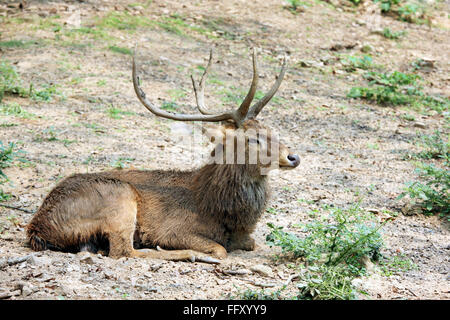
top-left (202, 124), bottom-right (226, 143)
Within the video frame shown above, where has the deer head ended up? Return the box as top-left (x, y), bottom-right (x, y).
top-left (132, 48), bottom-right (300, 174)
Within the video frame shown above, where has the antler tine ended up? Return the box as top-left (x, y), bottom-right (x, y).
top-left (132, 52), bottom-right (235, 123)
top-left (236, 47), bottom-right (258, 119)
top-left (190, 49), bottom-right (214, 115)
top-left (247, 54), bottom-right (288, 119)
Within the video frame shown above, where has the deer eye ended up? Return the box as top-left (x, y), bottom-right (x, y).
top-left (248, 138), bottom-right (259, 144)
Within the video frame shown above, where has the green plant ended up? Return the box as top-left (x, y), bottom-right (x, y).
top-left (265, 203), bottom-right (387, 299)
top-left (156, 15), bottom-right (187, 36)
top-left (415, 131), bottom-right (449, 161)
top-left (161, 101), bottom-right (180, 112)
top-left (1, 61), bottom-right (62, 103)
top-left (382, 27), bottom-right (406, 39)
top-left (0, 40), bottom-right (34, 48)
top-left (0, 61), bottom-right (28, 102)
top-left (284, 0), bottom-right (309, 13)
top-left (295, 264), bottom-right (358, 300)
top-left (267, 204), bottom-right (384, 271)
top-left (398, 162), bottom-right (449, 218)
top-left (348, 71), bottom-right (449, 112)
top-left (33, 127), bottom-right (59, 143)
top-left (0, 141), bottom-right (26, 201)
top-left (106, 107), bottom-right (136, 119)
top-left (399, 130), bottom-right (449, 219)
top-left (31, 83), bottom-right (62, 102)
top-left (96, 11), bottom-right (153, 31)
top-left (341, 55), bottom-right (375, 72)
top-left (0, 102), bottom-right (35, 118)
top-left (230, 286), bottom-right (284, 300)
top-left (108, 45), bottom-right (132, 55)
top-left (374, 0), bottom-right (429, 24)
top-left (111, 157), bottom-right (135, 169)
top-left (375, 0), bottom-right (401, 13)
top-left (380, 254), bottom-right (417, 276)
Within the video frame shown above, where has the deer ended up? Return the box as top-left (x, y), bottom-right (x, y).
top-left (26, 47), bottom-right (300, 263)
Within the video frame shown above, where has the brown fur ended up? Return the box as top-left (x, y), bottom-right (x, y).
top-left (26, 119), bottom-right (299, 261)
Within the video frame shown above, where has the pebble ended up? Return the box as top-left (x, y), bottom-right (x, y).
top-left (78, 252), bottom-right (96, 265)
top-left (250, 264), bottom-right (273, 277)
top-left (413, 122), bottom-right (427, 129)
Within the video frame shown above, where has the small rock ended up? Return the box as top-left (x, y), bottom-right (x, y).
top-left (27, 254), bottom-right (51, 266)
top-left (9, 289), bottom-right (21, 297)
top-left (250, 264), bottom-right (273, 277)
top-left (65, 10), bottom-right (81, 28)
top-left (360, 44), bottom-right (374, 53)
top-left (359, 256), bottom-right (375, 273)
top-left (78, 252), bottom-right (95, 265)
top-left (351, 278), bottom-right (365, 291)
top-left (21, 286), bottom-right (33, 297)
top-left (401, 203), bottom-right (422, 216)
top-left (0, 291), bottom-right (12, 300)
top-left (216, 279), bottom-right (227, 285)
top-left (413, 122), bottom-right (427, 129)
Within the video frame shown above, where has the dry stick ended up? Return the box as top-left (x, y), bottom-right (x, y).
top-left (0, 203), bottom-right (35, 214)
top-left (222, 269), bottom-right (251, 276)
top-left (284, 274), bottom-right (299, 286)
top-left (246, 280), bottom-right (276, 288)
top-left (0, 254), bottom-right (32, 270)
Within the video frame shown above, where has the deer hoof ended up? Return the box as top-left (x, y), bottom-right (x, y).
top-left (194, 256), bottom-right (221, 264)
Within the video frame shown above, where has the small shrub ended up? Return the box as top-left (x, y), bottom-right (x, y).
top-left (0, 102), bottom-right (35, 118)
top-left (108, 45), bottom-right (132, 55)
top-left (341, 55), bottom-right (375, 72)
top-left (110, 157), bottom-right (135, 169)
top-left (380, 254), bottom-right (418, 276)
top-left (399, 131), bottom-right (449, 219)
top-left (30, 83), bottom-right (62, 102)
top-left (96, 11), bottom-right (153, 31)
top-left (398, 163), bottom-right (449, 218)
top-left (0, 61), bottom-right (28, 102)
top-left (1, 61), bottom-right (62, 102)
top-left (0, 141), bottom-right (26, 201)
top-left (267, 204), bottom-right (384, 271)
top-left (265, 204), bottom-right (386, 300)
top-left (107, 107), bottom-right (136, 119)
top-left (415, 131), bottom-right (449, 161)
top-left (295, 264), bottom-right (357, 300)
top-left (231, 287), bottom-right (284, 300)
top-left (348, 71), bottom-right (449, 112)
top-left (161, 101), bottom-right (180, 112)
top-left (382, 27), bottom-right (406, 39)
top-left (374, 0), bottom-right (429, 24)
top-left (284, 0), bottom-right (309, 13)
top-left (0, 40), bottom-right (33, 48)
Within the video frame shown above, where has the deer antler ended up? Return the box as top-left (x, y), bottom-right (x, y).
top-left (133, 47), bottom-right (285, 126)
top-left (247, 54), bottom-right (288, 119)
top-left (190, 48), bottom-right (258, 119)
top-left (190, 49), bottom-right (215, 115)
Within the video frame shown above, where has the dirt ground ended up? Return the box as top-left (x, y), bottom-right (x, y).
top-left (0, 0), bottom-right (449, 300)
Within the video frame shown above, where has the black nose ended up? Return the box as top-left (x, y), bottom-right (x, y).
top-left (287, 154), bottom-right (300, 167)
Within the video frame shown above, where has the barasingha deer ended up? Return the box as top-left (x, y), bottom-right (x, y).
top-left (26, 48), bottom-right (300, 263)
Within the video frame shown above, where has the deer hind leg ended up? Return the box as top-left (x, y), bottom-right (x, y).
top-left (165, 234), bottom-right (228, 260)
top-left (103, 200), bottom-right (215, 262)
top-left (132, 248), bottom-right (199, 261)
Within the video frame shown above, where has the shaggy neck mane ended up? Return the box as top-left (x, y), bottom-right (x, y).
top-left (192, 163), bottom-right (269, 232)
